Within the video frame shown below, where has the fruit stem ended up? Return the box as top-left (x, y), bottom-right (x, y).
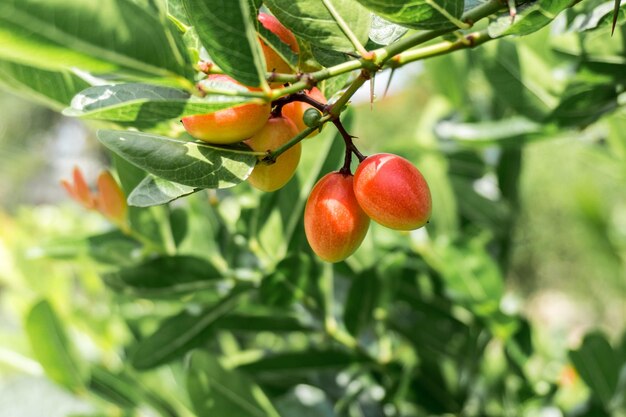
top-left (370, 0), bottom-right (502, 66)
top-left (394, 29), bottom-right (492, 65)
top-left (263, 115), bottom-right (331, 163)
top-left (270, 91), bottom-right (327, 117)
top-left (200, 0), bottom-right (504, 100)
top-left (328, 70), bottom-right (369, 118)
top-left (335, 118), bottom-right (365, 175)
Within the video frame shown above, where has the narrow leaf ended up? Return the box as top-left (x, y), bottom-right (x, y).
top-left (65, 83), bottom-right (251, 123)
top-left (238, 350), bottom-right (363, 372)
top-left (131, 290), bottom-right (244, 369)
top-left (344, 268), bottom-right (381, 336)
top-left (97, 130), bottom-right (256, 189)
top-left (216, 314), bottom-right (312, 332)
top-left (187, 351), bottom-right (281, 417)
top-left (25, 300), bottom-right (86, 391)
top-left (103, 255), bottom-right (223, 297)
top-left (88, 365), bottom-right (142, 408)
top-left (0, 0), bottom-right (192, 82)
top-left (0, 60), bottom-right (90, 110)
top-left (434, 117), bottom-right (545, 145)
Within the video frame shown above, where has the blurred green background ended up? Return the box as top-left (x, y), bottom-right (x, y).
top-left (2, 69), bottom-right (625, 415)
top-left (1, 2), bottom-right (626, 416)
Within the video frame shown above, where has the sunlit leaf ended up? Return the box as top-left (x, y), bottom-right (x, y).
top-left (356, 0), bottom-right (464, 30)
top-left (0, 0), bottom-right (192, 83)
top-left (264, 0), bottom-right (370, 52)
top-left (25, 300), bottom-right (86, 391)
top-left (0, 61), bottom-right (90, 110)
top-left (97, 130), bottom-right (257, 189)
top-left (65, 83), bottom-right (252, 123)
top-left (128, 175), bottom-right (197, 207)
top-left (182, 0), bottom-right (266, 87)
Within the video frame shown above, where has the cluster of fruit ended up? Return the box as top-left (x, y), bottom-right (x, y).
top-left (180, 13), bottom-right (432, 263)
top-left (181, 13), bottom-right (326, 192)
top-left (305, 154), bottom-right (431, 262)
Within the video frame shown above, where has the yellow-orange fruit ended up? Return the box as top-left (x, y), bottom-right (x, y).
top-left (181, 74), bottom-right (270, 144)
top-left (258, 13), bottom-right (298, 79)
top-left (304, 172), bottom-right (370, 263)
top-left (282, 87), bottom-right (327, 138)
top-left (245, 116), bottom-right (301, 192)
top-left (353, 153), bottom-right (431, 230)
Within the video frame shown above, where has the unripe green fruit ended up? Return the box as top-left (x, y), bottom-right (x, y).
top-left (245, 116), bottom-right (301, 192)
top-left (303, 107), bottom-right (322, 127)
top-left (353, 153), bottom-right (431, 230)
top-left (304, 172), bottom-right (370, 263)
top-left (282, 88), bottom-right (327, 138)
top-left (181, 75), bottom-right (270, 144)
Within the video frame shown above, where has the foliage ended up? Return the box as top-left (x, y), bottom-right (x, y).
top-left (1, 1), bottom-right (626, 417)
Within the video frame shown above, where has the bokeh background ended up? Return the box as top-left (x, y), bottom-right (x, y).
top-left (1, 3), bottom-right (626, 416)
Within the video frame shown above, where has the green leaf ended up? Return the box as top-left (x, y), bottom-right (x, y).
top-left (258, 25), bottom-right (299, 69)
top-left (97, 130), bottom-right (256, 189)
top-left (568, 1), bottom-right (626, 32)
top-left (570, 332), bottom-right (620, 408)
top-left (343, 267), bottom-right (381, 336)
top-left (275, 386), bottom-right (334, 417)
top-left (187, 351), bottom-right (281, 417)
top-left (103, 255), bottom-right (223, 297)
top-left (481, 40), bottom-right (564, 121)
top-left (321, 73), bottom-right (351, 99)
top-left (88, 365), bottom-right (142, 408)
top-left (264, 0), bottom-right (371, 52)
top-left (0, 60), bottom-right (90, 110)
top-left (488, 0), bottom-right (576, 37)
top-left (65, 83), bottom-right (251, 123)
top-left (182, 0), bottom-right (266, 87)
top-left (311, 45), bottom-right (351, 67)
top-left (420, 237), bottom-right (504, 317)
top-left (87, 230), bottom-right (143, 267)
top-left (238, 350), bottom-right (362, 372)
top-left (167, 0), bottom-right (190, 27)
top-left (435, 117), bottom-right (545, 145)
top-left (355, 0), bottom-right (464, 30)
top-left (253, 113), bottom-right (346, 258)
top-left (390, 296), bottom-right (473, 363)
top-left (0, 0), bottom-right (192, 83)
top-left (259, 253), bottom-right (312, 307)
top-left (131, 290), bottom-right (244, 369)
top-left (549, 72), bottom-right (620, 127)
top-left (25, 300), bottom-right (86, 391)
top-left (369, 15), bottom-right (409, 45)
top-left (128, 175), bottom-right (197, 207)
top-left (216, 314), bottom-right (312, 332)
